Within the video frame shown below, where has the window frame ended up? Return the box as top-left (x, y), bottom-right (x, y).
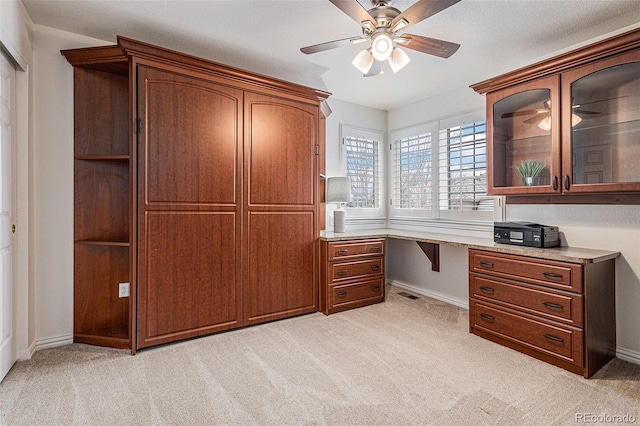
top-left (339, 124), bottom-right (385, 219)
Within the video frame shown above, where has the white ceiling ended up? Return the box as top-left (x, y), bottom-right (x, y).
top-left (23, 0), bottom-right (640, 110)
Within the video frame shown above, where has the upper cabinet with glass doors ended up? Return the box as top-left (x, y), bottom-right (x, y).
top-left (472, 28), bottom-right (640, 199)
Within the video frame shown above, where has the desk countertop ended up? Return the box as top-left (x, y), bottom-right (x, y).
top-left (320, 228), bottom-right (619, 264)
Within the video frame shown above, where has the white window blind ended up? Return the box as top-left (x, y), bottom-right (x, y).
top-left (438, 121), bottom-right (493, 211)
top-left (392, 132), bottom-right (433, 209)
top-left (345, 135), bottom-right (380, 208)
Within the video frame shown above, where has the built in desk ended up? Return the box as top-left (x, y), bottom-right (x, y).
top-left (320, 228), bottom-right (620, 378)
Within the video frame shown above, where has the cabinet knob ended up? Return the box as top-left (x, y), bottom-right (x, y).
top-left (337, 269), bottom-right (348, 276)
top-left (552, 175), bottom-right (558, 191)
top-left (543, 302), bottom-right (564, 310)
top-left (338, 249), bottom-right (348, 255)
top-left (564, 175), bottom-right (570, 190)
top-left (479, 286), bottom-right (494, 294)
top-left (479, 261), bottom-right (494, 268)
top-left (371, 285), bottom-right (381, 291)
top-left (542, 272), bottom-right (563, 280)
top-left (543, 334), bottom-right (564, 343)
top-left (337, 291), bottom-right (348, 298)
top-left (371, 246), bottom-right (381, 252)
top-left (371, 265), bottom-right (380, 271)
top-left (479, 313), bottom-right (495, 322)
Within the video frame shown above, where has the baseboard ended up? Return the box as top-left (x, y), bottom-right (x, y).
top-left (616, 346), bottom-right (640, 365)
top-left (388, 279), bottom-right (469, 309)
top-left (17, 340), bottom-right (37, 361)
top-left (34, 334), bottom-right (73, 353)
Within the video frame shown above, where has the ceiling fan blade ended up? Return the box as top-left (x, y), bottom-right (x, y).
top-left (300, 36), bottom-right (364, 54)
top-left (328, 0), bottom-right (376, 28)
top-left (573, 109), bottom-right (600, 115)
top-left (501, 109), bottom-right (547, 118)
top-left (402, 34), bottom-right (460, 58)
top-left (391, 0), bottom-right (461, 30)
top-left (364, 60), bottom-right (383, 77)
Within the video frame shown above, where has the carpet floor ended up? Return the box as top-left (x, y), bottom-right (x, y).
top-left (1, 285), bottom-right (639, 425)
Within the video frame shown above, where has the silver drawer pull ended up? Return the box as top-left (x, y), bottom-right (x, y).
top-left (479, 313), bottom-right (494, 322)
top-left (337, 291), bottom-right (348, 298)
top-left (337, 269), bottom-right (348, 276)
top-left (371, 246), bottom-right (381, 252)
top-left (479, 286), bottom-right (495, 294)
top-left (338, 249), bottom-right (348, 254)
top-left (542, 272), bottom-right (563, 279)
top-left (479, 261), bottom-right (494, 268)
top-left (371, 265), bottom-right (380, 271)
top-left (543, 334), bottom-right (564, 343)
top-left (371, 285), bottom-right (380, 291)
top-left (543, 302), bottom-right (564, 310)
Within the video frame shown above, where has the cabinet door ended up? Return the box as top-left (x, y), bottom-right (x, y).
top-left (243, 92), bottom-right (319, 325)
top-left (136, 64), bottom-right (243, 348)
top-left (561, 50), bottom-right (640, 193)
top-left (487, 75), bottom-right (561, 195)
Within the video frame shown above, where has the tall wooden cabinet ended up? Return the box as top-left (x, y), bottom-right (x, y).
top-left (472, 27), bottom-right (640, 202)
top-left (63, 37), bottom-right (330, 352)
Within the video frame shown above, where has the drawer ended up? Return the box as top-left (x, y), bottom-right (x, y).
top-left (470, 273), bottom-right (583, 326)
top-left (469, 249), bottom-right (582, 293)
top-left (328, 239), bottom-right (385, 261)
top-left (330, 258), bottom-right (384, 283)
top-left (330, 278), bottom-right (384, 309)
top-left (470, 300), bottom-right (583, 367)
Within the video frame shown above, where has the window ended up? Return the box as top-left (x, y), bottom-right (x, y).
top-left (341, 125), bottom-right (383, 216)
top-left (345, 135), bottom-right (380, 208)
top-left (390, 115), bottom-right (495, 223)
top-left (392, 132), bottom-right (433, 210)
top-left (438, 121), bottom-right (493, 212)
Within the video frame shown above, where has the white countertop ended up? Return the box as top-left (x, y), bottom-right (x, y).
top-left (320, 228), bottom-right (619, 264)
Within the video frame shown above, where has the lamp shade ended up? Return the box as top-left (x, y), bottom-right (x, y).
top-left (389, 47), bottom-right (410, 73)
top-left (326, 177), bottom-right (352, 203)
top-left (352, 49), bottom-right (374, 74)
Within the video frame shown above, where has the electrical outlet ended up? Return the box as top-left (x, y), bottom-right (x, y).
top-left (118, 282), bottom-right (130, 298)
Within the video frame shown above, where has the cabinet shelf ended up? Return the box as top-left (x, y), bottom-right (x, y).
top-left (75, 240), bottom-right (130, 247)
top-left (573, 117), bottom-right (640, 135)
top-left (75, 155), bottom-right (130, 161)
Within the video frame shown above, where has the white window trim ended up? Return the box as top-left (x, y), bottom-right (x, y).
top-left (339, 124), bottom-right (385, 219)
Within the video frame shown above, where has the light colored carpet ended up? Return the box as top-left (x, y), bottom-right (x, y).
top-left (1, 285), bottom-right (639, 425)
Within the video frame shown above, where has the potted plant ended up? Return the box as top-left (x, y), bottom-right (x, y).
top-left (514, 160), bottom-right (546, 186)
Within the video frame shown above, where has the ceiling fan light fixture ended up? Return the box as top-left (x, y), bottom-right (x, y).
top-left (352, 49), bottom-right (374, 74)
top-left (371, 33), bottom-right (394, 61)
top-left (572, 113), bottom-right (582, 127)
top-left (389, 47), bottom-right (410, 73)
top-left (537, 116), bottom-right (551, 131)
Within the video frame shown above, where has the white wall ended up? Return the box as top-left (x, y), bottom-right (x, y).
top-left (32, 26), bottom-right (110, 349)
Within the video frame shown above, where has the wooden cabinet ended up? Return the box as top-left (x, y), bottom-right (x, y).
top-left (63, 37), bottom-right (329, 352)
top-left (472, 28), bottom-right (640, 201)
top-left (468, 249), bottom-right (615, 378)
top-left (320, 239), bottom-right (385, 315)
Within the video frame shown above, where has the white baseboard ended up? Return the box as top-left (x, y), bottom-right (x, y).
top-left (17, 340), bottom-right (37, 361)
top-left (388, 279), bottom-right (469, 309)
top-left (34, 334), bottom-right (73, 353)
top-left (616, 346), bottom-right (640, 365)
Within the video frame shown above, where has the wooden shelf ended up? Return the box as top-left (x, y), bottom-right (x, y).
top-left (74, 155), bottom-right (130, 161)
top-left (75, 240), bottom-right (130, 247)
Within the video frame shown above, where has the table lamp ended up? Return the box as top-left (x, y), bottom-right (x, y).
top-left (326, 176), bottom-right (352, 233)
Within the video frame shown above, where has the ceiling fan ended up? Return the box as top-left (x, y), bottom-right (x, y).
top-left (501, 100), bottom-right (601, 130)
top-left (300, 0), bottom-right (461, 76)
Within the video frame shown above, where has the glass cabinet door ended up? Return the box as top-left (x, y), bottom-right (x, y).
top-left (562, 50), bottom-right (640, 193)
top-left (487, 75), bottom-right (560, 194)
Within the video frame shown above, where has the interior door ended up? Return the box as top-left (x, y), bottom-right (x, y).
top-left (0, 52), bottom-right (16, 381)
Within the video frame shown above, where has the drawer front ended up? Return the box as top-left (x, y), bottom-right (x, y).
top-left (470, 273), bottom-right (583, 326)
top-left (328, 239), bottom-right (385, 261)
top-left (469, 250), bottom-right (582, 293)
top-left (470, 300), bottom-right (583, 366)
top-left (330, 278), bottom-right (384, 308)
top-left (330, 258), bottom-right (384, 282)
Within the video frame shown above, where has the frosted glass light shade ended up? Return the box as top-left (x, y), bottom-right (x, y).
top-left (371, 33), bottom-right (393, 61)
top-left (389, 48), bottom-right (410, 73)
top-left (352, 49), bottom-right (374, 74)
top-left (537, 116), bottom-right (551, 131)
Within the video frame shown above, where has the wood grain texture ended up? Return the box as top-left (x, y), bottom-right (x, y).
top-left (139, 65), bottom-right (242, 206)
top-left (244, 212), bottom-right (317, 324)
top-left (73, 68), bottom-right (129, 156)
top-left (138, 212), bottom-right (241, 348)
top-left (74, 244), bottom-right (130, 344)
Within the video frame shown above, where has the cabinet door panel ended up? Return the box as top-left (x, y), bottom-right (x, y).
top-left (244, 212), bottom-right (317, 324)
top-left (562, 50), bottom-right (640, 193)
top-left (245, 94), bottom-right (317, 206)
top-left (139, 65), bottom-right (242, 206)
top-left (487, 75), bottom-right (561, 195)
top-left (138, 212), bottom-right (240, 348)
